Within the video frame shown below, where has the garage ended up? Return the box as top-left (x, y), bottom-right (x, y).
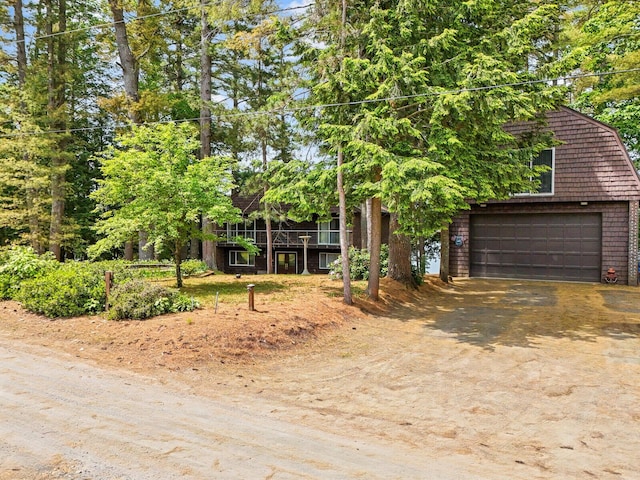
top-left (469, 213), bottom-right (602, 282)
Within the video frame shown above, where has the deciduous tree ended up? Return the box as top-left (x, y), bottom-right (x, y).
top-left (90, 122), bottom-right (244, 287)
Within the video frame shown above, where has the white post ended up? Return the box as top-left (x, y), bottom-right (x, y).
top-left (300, 235), bottom-right (311, 275)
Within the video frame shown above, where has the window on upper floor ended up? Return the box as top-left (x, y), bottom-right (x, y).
top-left (227, 219), bottom-right (256, 242)
top-left (318, 218), bottom-right (340, 245)
top-left (517, 148), bottom-right (554, 196)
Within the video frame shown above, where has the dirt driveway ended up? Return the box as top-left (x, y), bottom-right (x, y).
top-left (1, 277), bottom-right (640, 479)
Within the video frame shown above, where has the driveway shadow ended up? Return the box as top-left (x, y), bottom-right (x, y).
top-left (385, 279), bottom-right (640, 350)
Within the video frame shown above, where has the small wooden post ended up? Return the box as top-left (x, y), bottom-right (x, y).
top-left (247, 284), bottom-right (255, 311)
top-left (105, 271), bottom-right (113, 312)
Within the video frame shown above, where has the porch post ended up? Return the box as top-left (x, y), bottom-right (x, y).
top-left (300, 235), bottom-right (311, 275)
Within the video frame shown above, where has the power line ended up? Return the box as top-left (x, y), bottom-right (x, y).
top-left (1, 67), bottom-right (639, 140)
top-left (9, 2), bottom-right (313, 46)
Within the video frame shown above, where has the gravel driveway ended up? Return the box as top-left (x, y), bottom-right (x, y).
top-left (1, 278), bottom-right (639, 479)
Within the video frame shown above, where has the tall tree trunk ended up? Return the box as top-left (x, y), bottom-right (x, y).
top-left (109, 0), bottom-right (140, 124)
top-left (138, 231), bottom-right (154, 260)
top-left (190, 218), bottom-right (200, 259)
top-left (366, 198), bottom-right (373, 252)
top-left (202, 218), bottom-right (217, 270)
top-left (123, 240), bottom-right (134, 261)
top-left (439, 224), bottom-right (450, 283)
top-left (337, 0), bottom-right (351, 305)
top-left (14, 0), bottom-right (27, 87)
top-left (174, 241), bottom-right (183, 288)
top-left (47, 0), bottom-right (67, 261)
top-left (263, 181), bottom-right (273, 275)
top-left (418, 236), bottom-right (426, 276)
top-left (109, 0), bottom-right (141, 260)
top-left (360, 201), bottom-right (368, 249)
top-left (337, 146), bottom-right (352, 305)
top-left (368, 196), bottom-right (382, 301)
top-left (13, 0), bottom-right (42, 253)
top-left (124, 238), bottom-right (134, 261)
top-left (200, 4), bottom-right (217, 269)
top-left (387, 212), bottom-right (413, 285)
top-left (367, 167), bottom-right (382, 301)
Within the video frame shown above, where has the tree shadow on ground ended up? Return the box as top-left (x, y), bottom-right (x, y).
top-left (380, 279), bottom-right (640, 351)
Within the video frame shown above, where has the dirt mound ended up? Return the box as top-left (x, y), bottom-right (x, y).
top-left (0, 277), bottom-right (370, 372)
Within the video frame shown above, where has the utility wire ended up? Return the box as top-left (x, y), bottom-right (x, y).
top-left (1, 67), bottom-right (639, 139)
top-left (8, 2), bottom-right (313, 46)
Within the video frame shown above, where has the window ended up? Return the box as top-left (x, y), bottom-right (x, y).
top-left (318, 218), bottom-right (340, 245)
top-left (229, 250), bottom-right (255, 267)
top-left (519, 148), bottom-right (554, 195)
top-left (319, 252), bottom-right (340, 270)
top-left (227, 219), bottom-right (256, 242)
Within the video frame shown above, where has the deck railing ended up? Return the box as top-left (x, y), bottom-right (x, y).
top-left (214, 229), bottom-right (350, 248)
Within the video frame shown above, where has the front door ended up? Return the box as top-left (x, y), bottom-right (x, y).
top-left (276, 252), bottom-right (297, 274)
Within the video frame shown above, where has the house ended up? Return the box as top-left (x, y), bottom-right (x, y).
top-left (213, 193), bottom-right (389, 275)
top-left (448, 107), bottom-right (640, 285)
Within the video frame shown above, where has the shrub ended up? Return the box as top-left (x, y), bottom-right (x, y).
top-left (17, 262), bottom-right (108, 317)
top-left (180, 259), bottom-right (208, 277)
top-left (108, 279), bottom-right (199, 320)
top-left (0, 246), bottom-right (58, 300)
top-left (13, 260), bottom-right (140, 318)
top-left (411, 266), bottom-right (424, 286)
top-left (329, 245), bottom-right (389, 280)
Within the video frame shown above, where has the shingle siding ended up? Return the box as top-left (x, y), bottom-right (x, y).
top-left (450, 107), bottom-right (640, 285)
top-left (499, 108), bottom-right (640, 204)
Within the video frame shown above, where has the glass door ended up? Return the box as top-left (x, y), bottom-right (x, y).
top-left (276, 252), bottom-right (297, 274)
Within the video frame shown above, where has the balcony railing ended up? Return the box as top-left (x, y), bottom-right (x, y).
top-left (215, 229), bottom-right (350, 248)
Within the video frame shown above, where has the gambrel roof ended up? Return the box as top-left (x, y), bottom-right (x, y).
top-left (504, 107), bottom-right (640, 203)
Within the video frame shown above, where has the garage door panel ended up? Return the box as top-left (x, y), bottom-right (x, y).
top-left (500, 252), bottom-right (518, 264)
top-left (513, 224), bottom-right (534, 240)
top-left (530, 239), bottom-right (548, 251)
top-left (531, 253), bottom-right (550, 265)
top-left (501, 225), bottom-right (516, 237)
top-left (470, 213), bottom-right (602, 282)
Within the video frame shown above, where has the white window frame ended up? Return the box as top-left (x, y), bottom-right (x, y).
top-left (229, 250), bottom-right (256, 267)
top-left (227, 219), bottom-right (256, 242)
top-left (516, 148), bottom-right (555, 196)
top-left (319, 252), bottom-right (340, 270)
top-left (318, 218), bottom-right (340, 245)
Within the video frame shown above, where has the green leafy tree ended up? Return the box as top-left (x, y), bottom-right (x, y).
top-left (0, 87), bottom-right (53, 250)
top-left (296, 0), bottom-right (562, 292)
top-left (564, 1), bottom-right (640, 159)
top-left (226, 11), bottom-right (301, 274)
top-left (0, 0), bottom-right (113, 258)
top-left (89, 122), bottom-right (245, 287)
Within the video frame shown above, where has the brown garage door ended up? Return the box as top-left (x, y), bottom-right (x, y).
top-left (470, 213), bottom-right (602, 281)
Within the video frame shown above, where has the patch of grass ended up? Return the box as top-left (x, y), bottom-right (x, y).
top-left (177, 276), bottom-right (287, 307)
top-left (152, 273), bottom-right (366, 308)
top-left (321, 280), bottom-right (367, 299)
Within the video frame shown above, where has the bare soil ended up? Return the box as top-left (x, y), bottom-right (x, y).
top-left (0, 274), bottom-right (382, 373)
top-left (2, 274), bottom-right (640, 479)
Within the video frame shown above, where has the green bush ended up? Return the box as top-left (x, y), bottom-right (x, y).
top-left (180, 259), bottom-right (208, 277)
top-left (411, 266), bottom-right (424, 286)
top-left (17, 262), bottom-right (108, 317)
top-left (108, 279), bottom-right (199, 320)
top-left (13, 260), bottom-right (139, 318)
top-left (0, 246), bottom-right (58, 300)
top-left (329, 245), bottom-right (389, 281)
